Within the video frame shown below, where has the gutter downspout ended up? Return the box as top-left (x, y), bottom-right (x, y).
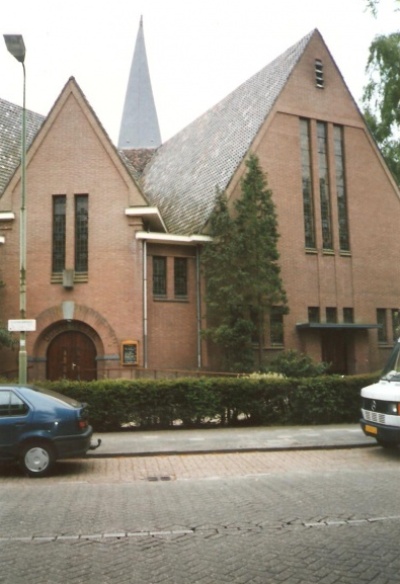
top-left (196, 246), bottom-right (202, 368)
top-left (143, 239), bottom-right (148, 368)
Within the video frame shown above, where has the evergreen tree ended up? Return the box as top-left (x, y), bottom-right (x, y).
top-left (202, 154), bottom-right (287, 372)
top-left (0, 323), bottom-right (14, 349)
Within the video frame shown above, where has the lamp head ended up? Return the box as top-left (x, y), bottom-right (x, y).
top-left (3, 34), bottom-right (25, 63)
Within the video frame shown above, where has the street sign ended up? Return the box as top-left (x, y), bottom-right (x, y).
top-left (8, 319), bottom-right (36, 332)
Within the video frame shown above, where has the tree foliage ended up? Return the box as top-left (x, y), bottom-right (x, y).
top-left (0, 324), bottom-right (14, 349)
top-left (362, 0), bottom-right (400, 183)
top-left (362, 32), bottom-right (400, 183)
top-left (365, 0), bottom-right (400, 16)
top-left (201, 153), bottom-right (287, 372)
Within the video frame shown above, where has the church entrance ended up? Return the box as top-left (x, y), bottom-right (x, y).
top-left (321, 330), bottom-right (349, 375)
top-left (47, 331), bottom-right (97, 381)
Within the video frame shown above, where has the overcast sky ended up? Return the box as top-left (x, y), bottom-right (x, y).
top-left (1, 0), bottom-right (397, 144)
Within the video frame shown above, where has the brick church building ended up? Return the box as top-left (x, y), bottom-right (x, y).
top-left (1, 21), bottom-right (400, 380)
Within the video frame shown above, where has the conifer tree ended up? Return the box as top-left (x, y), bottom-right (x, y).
top-left (202, 154), bottom-right (287, 372)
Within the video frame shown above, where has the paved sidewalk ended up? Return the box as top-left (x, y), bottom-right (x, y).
top-left (89, 423), bottom-right (375, 458)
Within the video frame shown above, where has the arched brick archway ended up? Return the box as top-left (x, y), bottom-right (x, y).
top-left (32, 304), bottom-right (120, 380)
top-left (47, 328), bottom-right (97, 381)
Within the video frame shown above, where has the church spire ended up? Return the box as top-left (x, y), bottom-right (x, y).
top-left (118, 17), bottom-right (161, 149)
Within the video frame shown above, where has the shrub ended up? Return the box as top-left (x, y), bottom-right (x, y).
top-left (267, 350), bottom-right (329, 378)
top-left (36, 372), bottom-right (379, 431)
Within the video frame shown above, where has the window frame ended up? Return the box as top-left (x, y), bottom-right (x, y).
top-left (377, 308), bottom-right (388, 344)
top-left (153, 256), bottom-right (167, 297)
top-left (74, 194), bottom-right (89, 274)
top-left (0, 391), bottom-right (29, 417)
top-left (326, 307), bottom-right (337, 324)
top-left (300, 119), bottom-right (316, 249)
top-left (334, 125), bottom-right (350, 252)
top-left (52, 195), bottom-right (66, 274)
top-left (343, 307), bottom-right (354, 323)
top-left (270, 306), bottom-right (284, 346)
top-left (308, 306), bottom-right (320, 323)
top-left (174, 257), bottom-right (188, 298)
top-left (317, 121), bottom-right (333, 250)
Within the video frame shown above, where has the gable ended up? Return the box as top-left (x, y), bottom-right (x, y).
top-left (1, 78), bottom-right (148, 212)
top-left (277, 31), bottom-right (365, 126)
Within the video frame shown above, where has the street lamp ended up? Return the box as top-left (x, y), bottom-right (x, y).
top-left (4, 34), bottom-right (27, 384)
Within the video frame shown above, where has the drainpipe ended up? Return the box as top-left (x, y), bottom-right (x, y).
top-left (196, 246), bottom-right (202, 368)
top-left (143, 239), bottom-right (148, 368)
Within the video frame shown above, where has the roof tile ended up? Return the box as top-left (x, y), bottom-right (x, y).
top-left (142, 30), bottom-right (314, 235)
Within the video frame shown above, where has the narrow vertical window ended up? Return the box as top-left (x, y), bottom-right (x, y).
top-left (52, 195), bottom-right (66, 273)
top-left (300, 119), bottom-right (316, 248)
top-left (270, 307), bottom-right (284, 346)
top-left (75, 194), bottom-right (88, 273)
top-left (315, 59), bottom-right (324, 88)
top-left (174, 257), bottom-right (188, 297)
top-left (317, 122), bottom-right (333, 250)
top-left (377, 309), bottom-right (387, 343)
top-left (334, 126), bottom-right (350, 252)
top-left (153, 256), bottom-right (166, 296)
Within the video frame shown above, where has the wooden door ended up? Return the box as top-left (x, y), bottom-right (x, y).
top-left (47, 331), bottom-right (97, 381)
top-left (321, 330), bottom-right (348, 374)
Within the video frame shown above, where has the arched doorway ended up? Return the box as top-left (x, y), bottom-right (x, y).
top-left (47, 330), bottom-right (97, 381)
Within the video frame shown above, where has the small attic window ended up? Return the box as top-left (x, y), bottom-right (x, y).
top-left (315, 59), bottom-right (324, 88)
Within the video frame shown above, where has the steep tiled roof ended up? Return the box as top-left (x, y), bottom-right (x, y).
top-left (120, 147), bottom-right (157, 177)
top-left (0, 98), bottom-right (44, 196)
top-left (142, 30), bottom-right (314, 235)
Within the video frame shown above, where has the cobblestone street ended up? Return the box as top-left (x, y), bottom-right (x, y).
top-left (1, 446), bottom-right (400, 583)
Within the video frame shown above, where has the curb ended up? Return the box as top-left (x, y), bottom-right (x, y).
top-left (86, 442), bottom-right (375, 459)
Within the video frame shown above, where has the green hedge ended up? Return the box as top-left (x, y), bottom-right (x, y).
top-left (38, 372), bottom-right (379, 431)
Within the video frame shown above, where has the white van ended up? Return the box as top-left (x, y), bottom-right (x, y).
top-left (361, 339), bottom-right (400, 447)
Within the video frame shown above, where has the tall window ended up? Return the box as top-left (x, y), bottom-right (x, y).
top-left (317, 122), bottom-right (333, 250)
top-left (153, 256), bottom-right (166, 296)
top-left (174, 257), bottom-right (188, 297)
top-left (334, 126), bottom-right (350, 251)
top-left (377, 309), bottom-right (387, 343)
top-left (270, 307), bottom-right (284, 346)
top-left (75, 195), bottom-right (88, 273)
top-left (300, 119), bottom-right (316, 248)
top-left (52, 195), bottom-right (66, 273)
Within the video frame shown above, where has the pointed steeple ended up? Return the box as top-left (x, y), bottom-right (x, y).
top-left (118, 17), bottom-right (161, 149)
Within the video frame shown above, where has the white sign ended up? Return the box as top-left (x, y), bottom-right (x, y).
top-left (8, 319), bottom-right (36, 332)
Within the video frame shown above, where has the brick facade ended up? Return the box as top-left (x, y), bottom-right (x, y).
top-left (1, 31), bottom-right (400, 379)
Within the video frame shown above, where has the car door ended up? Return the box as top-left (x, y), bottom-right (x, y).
top-left (0, 390), bottom-right (30, 459)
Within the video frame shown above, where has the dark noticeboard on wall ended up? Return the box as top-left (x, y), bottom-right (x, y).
top-left (121, 341), bottom-right (138, 366)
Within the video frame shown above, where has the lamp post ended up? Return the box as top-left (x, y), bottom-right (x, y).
top-left (4, 34), bottom-right (27, 384)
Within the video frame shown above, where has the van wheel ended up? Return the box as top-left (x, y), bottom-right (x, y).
top-left (377, 439), bottom-right (398, 449)
top-left (19, 442), bottom-right (55, 477)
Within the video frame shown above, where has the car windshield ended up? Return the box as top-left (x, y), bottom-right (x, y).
top-left (381, 341), bottom-right (400, 381)
top-left (30, 386), bottom-right (82, 408)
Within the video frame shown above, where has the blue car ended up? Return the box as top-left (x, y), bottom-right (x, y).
top-left (0, 384), bottom-right (100, 477)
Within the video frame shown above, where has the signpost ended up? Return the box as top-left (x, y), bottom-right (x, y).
top-left (8, 319), bottom-right (36, 332)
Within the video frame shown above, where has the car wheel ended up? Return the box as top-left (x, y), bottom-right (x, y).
top-left (19, 442), bottom-right (55, 477)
